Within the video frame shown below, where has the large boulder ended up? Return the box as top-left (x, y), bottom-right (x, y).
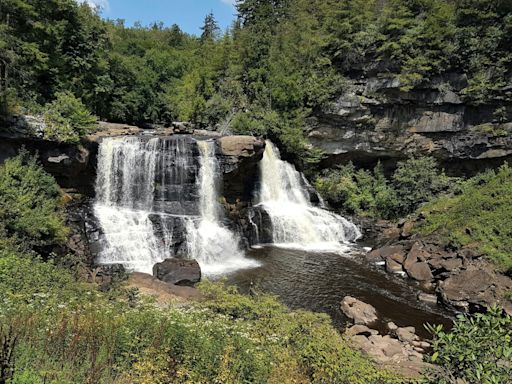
top-left (153, 258), bottom-right (201, 286)
top-left (218, 135), bottom-right (265, 158)
top-left (341, 296), bottom-right (378, 325)
top-left (436, 265), bottom-right (512, 314)
top-left (406, 262), bottom-right (434, 282)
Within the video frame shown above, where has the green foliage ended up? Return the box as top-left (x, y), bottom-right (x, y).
top-left (391, 157), bottom-right (456, 218)
top-left (3, 0), bottom-right (511, 158)
top-left (0, 254), bottom-right (406, 384)
top-left (43, 91), bottom-right (97, 143)
top-left (0, 151), bottom-right (67, 251)
top-left (316, 158), bottom-right (456, 219)
top-left (417, 164), bottom-right (512, 271)
top-left (425, 306), bottom-right (512, 384)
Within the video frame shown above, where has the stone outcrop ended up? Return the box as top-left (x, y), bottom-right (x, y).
top-left (0, 135), bottom-right (98, 196)
top-left (217, 136), bottom-right (266, 203)
top-left (366, 224), bottom-right (512, 314)
top-left (307, 73), bottom-right (512, 175)
top-left (153, 258), bottom-right (201, 286)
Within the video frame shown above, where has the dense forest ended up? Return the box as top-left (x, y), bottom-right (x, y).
top-left (1, 0), bottom-right (512, 157)
top-left (1, 1), bottom-right (512, 383)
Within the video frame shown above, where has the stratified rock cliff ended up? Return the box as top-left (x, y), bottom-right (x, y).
top-left (308, 73), bottom-right (512, 174)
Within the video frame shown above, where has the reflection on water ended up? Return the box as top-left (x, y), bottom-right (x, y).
top-left (221, 245), bottom-right (453, 337)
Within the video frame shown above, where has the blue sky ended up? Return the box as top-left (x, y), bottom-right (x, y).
top-left (85, 0), bottom-right (237, 35)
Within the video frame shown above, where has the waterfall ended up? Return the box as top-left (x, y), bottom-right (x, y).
top-left (258, 140), bottom-right (361, 249)
top-left (93, 136), bottom-right (257, 275)
top-left (186, 140), bottom-right (259, 275)
top-left (93, 137), bottom-right (168, 273)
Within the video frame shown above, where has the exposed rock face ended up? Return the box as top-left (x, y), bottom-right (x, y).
top-left (153, 258), bottom-right (201, 286)
top-left (366, 226), bottom-right (512, 314)
top-left (308, 73), bottom-right (512, 175)
top-left (0, 136), bottom-right (98, 195)
top-left (438, 266), bottom-right (512, 313)
top-left (341, 296), bottom-right (378, 325)
top-left (217, 136), bottom-right (266, 203)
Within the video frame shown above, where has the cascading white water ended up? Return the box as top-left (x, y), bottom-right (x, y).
top-left (258, 140), bottom-right (361, 250)
top-left (94, 137), bottom-right (168, 273)
top-left (186, 140), bottom-right (259, 275)
top-left (93, 136), bottom-right (258, 275)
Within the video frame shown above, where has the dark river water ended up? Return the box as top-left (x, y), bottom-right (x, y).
top-left (219, 245), bottom-right (453, 338)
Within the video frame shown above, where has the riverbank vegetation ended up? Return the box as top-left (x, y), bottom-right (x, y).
top-left (417, 164), bottom-right (512, 272)
top-left (315, 157), bottom-right (458, 219)
top-left (2, 0), bottom-right (511, 156)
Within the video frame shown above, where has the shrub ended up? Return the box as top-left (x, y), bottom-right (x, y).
top-left (425, 306), bottom-right (512, 384)
top-left (0, 151), bottom-right (67, 251)
top-left (391, 157), bottom-right (456, 218)
top-left (43, 91), bottom-right (97, 143)
top-left (315, 158), bottom-right (455, 219)
top-left (417, 164), bottom-right (512, 271)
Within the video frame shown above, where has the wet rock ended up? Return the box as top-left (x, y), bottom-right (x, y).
top-left (404, 242), bottom-right (429, 270)
top-left (418, 292), bottom-right (438, 304)
top-left (366, 248), bottom-right (384, 262)
top-left (439, 258), bottom-right (463, 272)
top-left (380, 245), bottom-right (406, 259)
top-left (153, 258), bottom-right (201, 286)
top-left (406, 262), bottom-right (434, 281)
top-left (341, 296), bottom-right (378, 325)
top-left (437, 267), bottom-right (501, 311)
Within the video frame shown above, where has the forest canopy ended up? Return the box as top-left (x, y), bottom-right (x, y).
top-left (1, 0), bottom-right (511, 153)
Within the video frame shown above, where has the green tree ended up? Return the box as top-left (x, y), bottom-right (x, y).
top-left (0, 151), bottom-right (67, 251)
top-left (43, 91), bottom-right (97, 143)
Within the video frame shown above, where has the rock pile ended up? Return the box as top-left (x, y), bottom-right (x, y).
top-left (341, 296), bottom-right (434, 377)
top-left (366, 225), bottom-right (512, 314)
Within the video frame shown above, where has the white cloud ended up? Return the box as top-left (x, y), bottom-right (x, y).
top-left (76, 0), bottom-right (110, 12)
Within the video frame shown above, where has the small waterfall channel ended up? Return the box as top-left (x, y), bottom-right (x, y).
top-left (93, 135), bottom-right (255, 275)
top-left (257, 141), bottom-right (361, 250)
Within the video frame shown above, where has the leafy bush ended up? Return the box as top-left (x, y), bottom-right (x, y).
top-left (43, 91), bottom-right (97, 143)
top-left (425, 306), bottom-right (512, 384)
top-left (417, 164), bottom-right (512, 271)
top-left (232, 108), bottom-right (323, 165)
top-left (0, 151), bottom-right (67, 251)
top-left (316, 158), bottom-right (456, 219)
top-left (391, 157), bottom-right (457, 218)
top-left (315, 163), bottom-right (395, 217)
